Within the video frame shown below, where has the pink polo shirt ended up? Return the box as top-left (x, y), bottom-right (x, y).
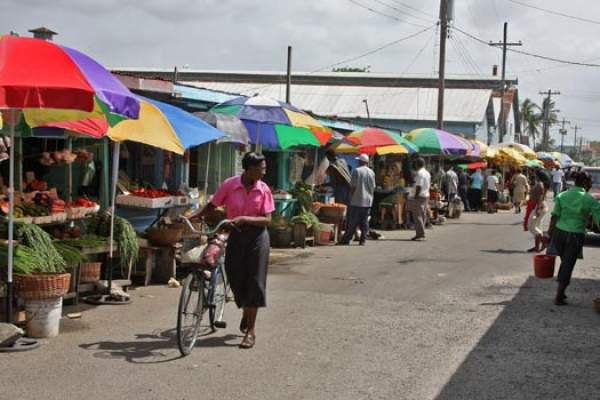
top-left (211, 176), bottom-right (275, 220)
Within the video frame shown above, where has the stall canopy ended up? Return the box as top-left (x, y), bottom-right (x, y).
top-left (335, 128), bottom-right (418, 155)
top-left (405, 128), bottom-right (471, 156)
top-left (211, 95), bottom-right (332, 149)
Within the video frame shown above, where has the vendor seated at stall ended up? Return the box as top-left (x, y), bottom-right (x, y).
top-left (378, 162), bottom-right (406, 229)
top-left (325, 150), bottom-right (352, 206)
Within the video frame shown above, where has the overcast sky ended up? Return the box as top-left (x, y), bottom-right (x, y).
top-left (3, 0), bottom-right (600, 142)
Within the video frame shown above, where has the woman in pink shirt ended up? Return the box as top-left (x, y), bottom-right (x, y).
top-left (192, 152), bottom-right (274, 349)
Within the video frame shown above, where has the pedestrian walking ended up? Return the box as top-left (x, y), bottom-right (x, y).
top-left (468, 168), bottom-right (484, 211)
top-left (409, 157), bottom-right (431, 241)
top-left (552, 167), bottom-right (565, 198)
top-left (443, 164), bottom-right (458, 201)
top-left (486, 169), bottom-right (500, 213)
top-left (457, 167), bottom-right (470, 211)
top-left (526, 171), bottom-right (549, 252)
top-left (339, 154), bottom-right (375, 246)
top-left (548, 171), bottom-right (600, 305)
top-left (511, 169), bottom-right (529, 213)
top-left (191, 152), bottom-right (275, 349)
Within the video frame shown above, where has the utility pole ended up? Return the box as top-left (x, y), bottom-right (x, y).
top-left (573, 124), bottom-right (581, 152)
top-left (362, 99), bottom-right (373, 126)
top-left (285, 46), bottom-right (292, 103)
top-left (538, 89), bottom-right (560, 151)
top-left (579, 136), bottom-right (584, 161)
top-left (436, 0), bottom-right (449, 130)
top-left (559, 117), bottom-right (570, 153)
top-left (490, 23), bottom-right (522, 142)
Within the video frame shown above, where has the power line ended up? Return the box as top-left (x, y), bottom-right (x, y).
top-left (309, 24), bottom-right (437, 73)
top-left (454, 26), bottom-right (600, 68)
top-left (402, 28), bottom-right (436, 74)
top-left (452, 32), bottom-right (484, 75)
top-left (506, 0), bottom-right (600, 26)
top-left (388, 0), bottom-right (436, 18)
top-left (368, 0), bottom-right (434, 23)
top-left (234, 25), bottom-right (437, 95)
top-left (345, 0), bottom-right (431, 27)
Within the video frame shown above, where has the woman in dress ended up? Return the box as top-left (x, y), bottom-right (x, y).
top-left (527, 171), bottom-right (549, 252)
top-left (192, 152), bottom-right (274, 349)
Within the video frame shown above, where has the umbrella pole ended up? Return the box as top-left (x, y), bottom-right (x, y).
top-left (5, 109), bottom-right (16, 323)
top-left (255, 123), bottom-right (261, 153)
top-left (67, 137), bottom-right (73, 202)
top-left (108, 141), bottom-right (120, 296)
top-left (203, 142), bottom-right (212, 197)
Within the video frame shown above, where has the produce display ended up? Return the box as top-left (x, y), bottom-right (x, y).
top-left (88, 213), bottom-right (139, 265)
top-left (54, 242), bottom-right (88, 265)
top-left (130, 188), bottom-right (171, 198)
top-left (39, 150), bottom-right (78, 166)
top-left (56, 235), bottom-right (108, 250)
top-left (0, 244), bottom-right (49, 274)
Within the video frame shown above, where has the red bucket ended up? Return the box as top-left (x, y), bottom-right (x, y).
top-left (534, 255), bottom-right (556, 278)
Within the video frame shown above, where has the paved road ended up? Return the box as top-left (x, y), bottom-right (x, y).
top-left (3, 210), bottom-right (600, 400)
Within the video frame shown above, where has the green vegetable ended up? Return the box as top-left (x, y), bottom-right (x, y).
top-left (291, 211), bottom-right (320, 230)
top-left (54, 242), bottom-right (88, 265)
top-left (57, 235), bottom-right (108, 249)
top-left (0, 244), bottom-right (50, 274)
top-left (289, 182), bottom-right (314, 213)
top-left (12, 223), bottom-right (65, 273)
top-left (88, 213), bottom-right (139, 266)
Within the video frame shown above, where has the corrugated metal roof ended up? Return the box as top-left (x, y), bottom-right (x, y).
top-left (182, 81), bottom-right (492, 123)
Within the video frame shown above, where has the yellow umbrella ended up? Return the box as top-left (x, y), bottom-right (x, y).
top-left (108, 100), bottom-right (185, 155)
top-left (489, 143), bottom-right (537, 160)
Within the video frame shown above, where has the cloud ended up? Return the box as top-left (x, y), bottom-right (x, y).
top-left (3, 0), bottom-right (600, 137)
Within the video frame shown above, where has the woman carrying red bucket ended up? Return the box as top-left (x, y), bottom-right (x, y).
top-left (547, 172), bottom-right (600, 305)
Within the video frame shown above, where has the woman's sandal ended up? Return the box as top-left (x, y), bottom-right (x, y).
top-left (239, 334), bottom-right (255, 349)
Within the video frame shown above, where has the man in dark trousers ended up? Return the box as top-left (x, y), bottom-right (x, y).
top-left (339, 154), bottom-right (375, 246)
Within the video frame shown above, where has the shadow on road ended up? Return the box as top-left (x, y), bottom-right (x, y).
top-left (435, 276), bottom-right (600, 400)
top-left (79, 327), bottom-right (240, 364)
top-left (480, 249), bottom-right (527, 255)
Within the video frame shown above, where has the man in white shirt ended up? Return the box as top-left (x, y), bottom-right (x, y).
top-left (443, 164), bottom-right (458, 201)
top-left (409, 157), bottom-right (431, 241)
top-left (486, 169), bottom-right (500, 213)
top-left (552, 167), bottom-right (565, 198)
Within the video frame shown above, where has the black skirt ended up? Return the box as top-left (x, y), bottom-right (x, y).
top-left (225, 226), bottom-right (270, 308)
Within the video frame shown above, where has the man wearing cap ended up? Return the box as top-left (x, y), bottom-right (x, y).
top-left (339, 154), bottom-right (375, 245)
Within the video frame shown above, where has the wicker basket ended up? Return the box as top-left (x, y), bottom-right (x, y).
top-left (319, 205), bottom-right (347, 219)
top-left (14, 273), bottom-right (71, 300)
top-left (146, 227), bottom-right (183, 247)
top-left (80, 262), bottom-right (102, 283)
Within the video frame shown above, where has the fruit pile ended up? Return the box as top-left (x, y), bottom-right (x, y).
top-left (67, 197), bottom-right (98, 208)
top-left (32, 192), bottom-right (65, 215)
top-left (130, 188), bottom-right (171, 198)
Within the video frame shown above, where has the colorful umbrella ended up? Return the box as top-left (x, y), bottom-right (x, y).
top-left (405, 128), bottom-right (471, 155)
top-left (335, 128), bottom-right (418, 155)
top-left (457, 161), bottom-right (487, 170)
top-left (0, 35), bottom-right (139, 124)
top-left (537, 152), bottom-right (554, 161)
top-left (469, 139), bottom-right (488, 158)
top-left (0, 35), bottom-right (130, 320)
top-left (195, 112), bottom-right (249, 145)
top-left (489, 143), bottom-right (537, 160)
top-left (211, 95), bottom-right (332, 149)
top-left (108, 96), bottom-right (223, 155)
top-left (551, 152), bottom-right (573, 167)
top-left (526, 159), bottom-right (544, 168)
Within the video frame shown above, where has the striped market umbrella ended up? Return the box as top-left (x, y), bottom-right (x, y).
top-left (211, 95), bottom-right (332, 150)
top-left (336, 128), bottom-right (418, 155)
top-left (405, 128), bottom-right (471, 156)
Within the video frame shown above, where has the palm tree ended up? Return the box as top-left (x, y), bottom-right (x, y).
top-left (538, 97), bottom-right (559, 151)
top-left (520, 98), bottom-right (542, 148)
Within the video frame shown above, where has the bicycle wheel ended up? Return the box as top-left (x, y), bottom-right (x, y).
top-left (209, 265), bottom-right (227, 330)
top-left (177, 272), bottom-right (205, 356)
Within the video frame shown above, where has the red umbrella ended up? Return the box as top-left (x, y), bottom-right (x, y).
top-left (0, 35), bottom-right (99, 323)
top-left (0, 35), bottom-right (96, 111)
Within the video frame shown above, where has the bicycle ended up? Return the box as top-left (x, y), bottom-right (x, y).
top-left (176, 217), bottom-right (233, 356)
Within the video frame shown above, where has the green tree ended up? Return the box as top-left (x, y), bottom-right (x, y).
top-left (538, 97), bottom-right (559, 151)
top-left (520, 98), bottom-right (543, 149)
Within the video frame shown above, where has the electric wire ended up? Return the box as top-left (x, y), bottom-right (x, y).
top-left (507, 0), bottom-right (600, 26)
top-left (368, 0), bottom-right (435, 23)
top-left (401, 28), bottom-right (437, 74)
top-left (346, 0), bottom-right (431, 27)
top-left (387, 0), bottom-right (436, 18)
top-left (454, 26), bottom-right (600, 68)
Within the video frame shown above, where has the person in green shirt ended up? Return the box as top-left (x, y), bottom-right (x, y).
top-left (548, 171), bottom-right (600, 305)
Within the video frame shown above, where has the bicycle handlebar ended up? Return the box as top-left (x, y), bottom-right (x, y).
top-left (179, 216), bottom-right (234, 236)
